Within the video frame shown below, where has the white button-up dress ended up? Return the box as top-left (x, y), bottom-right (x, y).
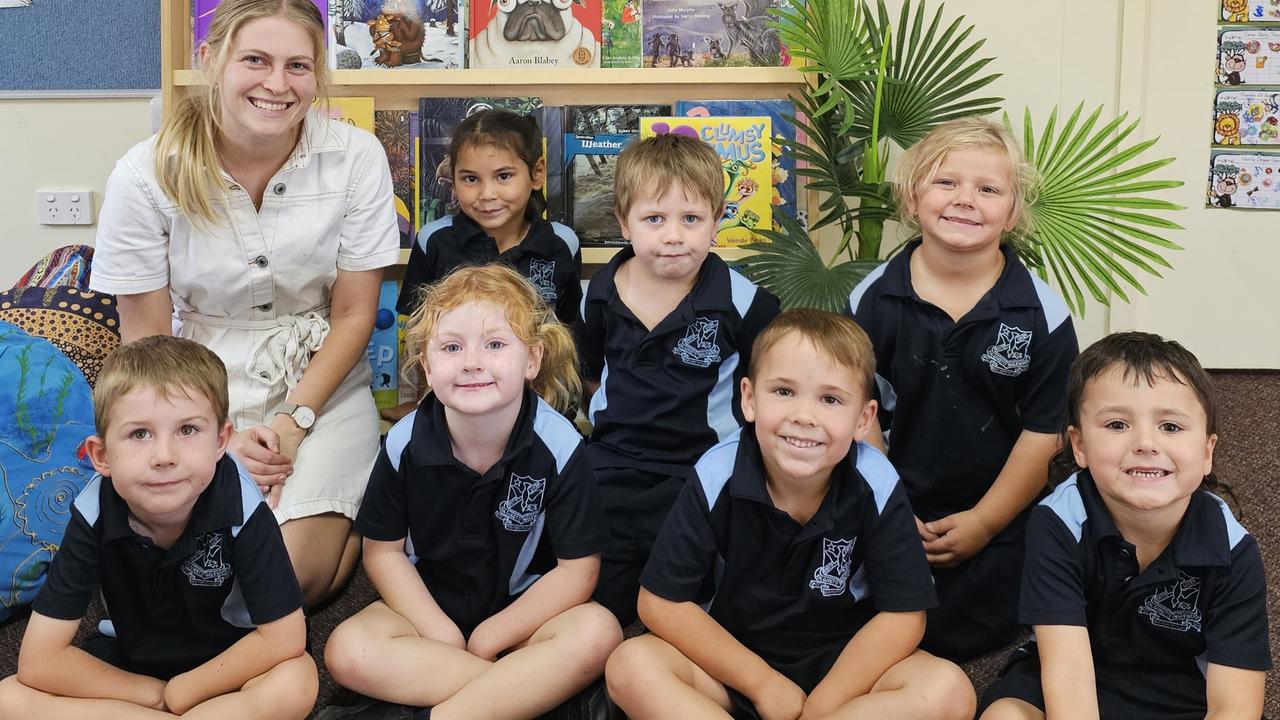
top-left (90, 112), bottom-right (400, 523)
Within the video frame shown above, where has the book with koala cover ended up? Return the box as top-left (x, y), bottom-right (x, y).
top-left (643, 0), bottom-right (781, 67)
top-left (640, 116), bottom-right (772, 247)
top-left (468, 0), bottom-right (602, 68)
top-left (328, 0), bottom-right (465, 70)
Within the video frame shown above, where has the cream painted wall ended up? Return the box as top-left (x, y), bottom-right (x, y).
top-left (0, 98), bottom-right (153, 282)
top-left (0, 0), bottom-right (1275, 366)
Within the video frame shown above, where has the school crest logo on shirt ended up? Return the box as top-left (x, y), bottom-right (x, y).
top-left (527, 259), bottom-right (558, 302)
top-left (673, 317), bottom-right (721, 368)
top-left (496, 473), bottom-right (546, 532)
top-left (980, 323), bottom-right (1033, 377)
top-left (1138, 571), bottom-right (1203, 632)
top-left (809, 537), bottom-right (855, 597)
top-left (181, 532), bottom-right (232, 588)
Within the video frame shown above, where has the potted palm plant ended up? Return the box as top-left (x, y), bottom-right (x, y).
top-left (740, 0), bottom-right (1184, 314)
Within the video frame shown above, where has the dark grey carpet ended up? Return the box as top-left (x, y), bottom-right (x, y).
top-left (1, 370), bottom-right (1276, 719)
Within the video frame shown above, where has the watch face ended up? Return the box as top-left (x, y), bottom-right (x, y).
top-left (292, 406), bottom-right (316, 429)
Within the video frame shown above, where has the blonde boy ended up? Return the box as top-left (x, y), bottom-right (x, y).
top-left (577, 133), bottom-right (781, 625)
top-left (606, 310), bottom-right (975, 720)
top-left (0, 336), bottom-right (316, 719)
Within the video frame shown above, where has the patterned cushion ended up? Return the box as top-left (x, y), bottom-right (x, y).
top-left (0, 321), bottom-right (96, 622)
top-left (13, 245), bottom-right (94, 290)
top-left (0, 287), bottom-right (120, 387)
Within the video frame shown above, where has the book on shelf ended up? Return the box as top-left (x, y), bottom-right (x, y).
top-left (375, 109), bottom-right (418, 248)
top-left (329, 0), bottom-right (464, 70)
top-left (675, 99), bottom-right (801, 229)
top-left (367, 280), bottom-right (400, 423)
top-left (641, 116), bottom-right (772, 247)
top-left (323, 96), bottom-right (375, 130)
top-left (642, 0), bottom-right (781, 67)
top-left (552, 104), bottom-right (670, 246)
top-left (468, 0), bottom-right (602, 68)
top-left (601, 0), bottom-right (642, 67)
top-left (417, 97), bottom-right (545, 227)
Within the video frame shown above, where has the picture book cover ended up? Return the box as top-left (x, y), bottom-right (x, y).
top-left (411, 110), bottom-right (421, 235)
top-left (367, 280), bottom-right (400, 415)
top-left (195, 0), bottom-right (328, 61)
top-left (1213, 90), bottom-right (1280, 146)
top-left (1221, 0), bottom-right (1280, 22)
top-left (640, 116), bottom-right (772, 246)
top-left (330, 0), bottom-right (464, 70)
top-left (376, 110), bottom-right (418, 248)
top-left (675, 99), bottom-right (798, 229)
top-left (418, 96), bottom-right (544, 225)
top-left (1217, 29), bottom-right (1280, 85)
top-left (469, 0), bottom-right (602, 68)
top-left (643, 0), bottom-right (780, 67)
top-left (323, 96), bottom-right (375, 130)
top-left (1207, 152), bottom-right (1280, 209)
top-left (559, 105), bottom-right (669, 246)
top-left (601, 0), bottom-right (641, 67)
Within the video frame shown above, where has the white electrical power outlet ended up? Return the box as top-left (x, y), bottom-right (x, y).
top-left (36, 191), bottom-right (94, 226)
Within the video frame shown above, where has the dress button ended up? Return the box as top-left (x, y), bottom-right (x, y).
top-left (258, 302), bottom-right (272, 311)
top-left (253, 255), bottom-right (269, 268)
top-left (1119, 547), bottom-right (1131, 557)
top-left (259, 371), bottom-right (271, 379)
top-left (273, 182), bottom-right (286, 195)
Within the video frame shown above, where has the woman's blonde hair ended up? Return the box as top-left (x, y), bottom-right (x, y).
top-left (893, 116), bottom-right (1038, 240)
top-left (403, 264), bottom-right (582, 415)
top-left (154, 0), bottom-right (329, 225)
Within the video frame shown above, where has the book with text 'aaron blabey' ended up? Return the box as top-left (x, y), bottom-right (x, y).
top-left (640, 116), bottom-right (772, 247)
top-left (468, 0), bottom-right (602, 68)
top-left (550, 105), bottom-right (670, 247)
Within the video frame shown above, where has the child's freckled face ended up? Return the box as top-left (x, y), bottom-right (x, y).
top-left (1068, 365), bottom-right (1217, 516)
top-left (741, 335), bottom-right (877, 488)
top-left (423, 301), bottom-right (542, 418)
top-left (617, 182), bottom-right (719, 283)
top-left (912, 148), bottom-right (1017, 256)
top-left (88, 387), bottom-right (232, 526)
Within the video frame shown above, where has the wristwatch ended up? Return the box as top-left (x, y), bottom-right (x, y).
top-left (276, 403), bottom-right (316, 432)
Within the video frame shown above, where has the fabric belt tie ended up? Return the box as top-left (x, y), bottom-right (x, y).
top-left (179, 309), bottom-right (331, 389)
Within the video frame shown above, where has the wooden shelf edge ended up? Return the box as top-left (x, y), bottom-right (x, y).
top-left (174, 67), bottom-right (806, 88)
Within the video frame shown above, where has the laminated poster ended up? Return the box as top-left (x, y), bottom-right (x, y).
top-left (1207, 152), bottom-right (1280, 209)
top-left (1213, 90), bottom-right (1280, 145)
top-left (1217, 29), bottom-right (1280, 85)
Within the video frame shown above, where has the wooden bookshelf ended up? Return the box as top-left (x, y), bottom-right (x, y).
top-left (162, 3), bottom-right (800, 265)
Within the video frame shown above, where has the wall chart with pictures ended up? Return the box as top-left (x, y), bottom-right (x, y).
top-left (1212, 1), bottom-right (1280, 208)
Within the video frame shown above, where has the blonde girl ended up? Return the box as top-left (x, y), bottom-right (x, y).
top-left (89, 0), bottom-right (400, 606)
top-left (325, 264), bottom-right (621, 720)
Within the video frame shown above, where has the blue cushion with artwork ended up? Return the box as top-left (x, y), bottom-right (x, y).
top-left (0, 320), bottom-right (96, 622)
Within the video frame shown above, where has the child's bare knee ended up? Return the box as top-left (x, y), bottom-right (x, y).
top-left (924, 661), bottom-right (977, 720)
top-left (275, 656), bottom-right (319, 719)
top-left (573, 604), bottom-right (625, 668)
top-left (0, 676), bottom-right (32, 719)
top-left (324, 621), bottom-right (371, 687)
top-left (604, 635), bottom-right (663, 701)
top-left (979, 698), bottom-right (1040, 720)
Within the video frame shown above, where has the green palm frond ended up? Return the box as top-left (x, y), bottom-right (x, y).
top-left (735, 214), bottom-right (883, 312)
top-left (771, 0), bottom-right (878, 131)
top-left (848, 0), bottom-right (1003, 147)
top-left (1007, 103), bottom-right (1184, 315)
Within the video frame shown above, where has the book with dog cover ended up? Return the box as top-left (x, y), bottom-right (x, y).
top-left (643, 0), bottom-right (780, 67)
top-left (640, 116), bottom-right (772, 246)
top-left (468, 0), bottom-right (602, 68)
top-left (329, 0), bottom-right (464, 70)
top-left (551, 104), bottom-right (669, 246)
top-left (417, 96), bottom-right (544, 225)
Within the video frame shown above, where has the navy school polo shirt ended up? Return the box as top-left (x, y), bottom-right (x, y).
top-left (33, 456), bottom-right (303, 677)
top-left (641, 428), bottom-right (937, 678)
top-left (577, 247), bottom-right (781, 474)
top-left (848, 239), bottom-right (1078, 521)
top-left (1020, 472), bottom-right (1271, 717)
top-left (395, 212), bottom-right (583, 325)
top-left (356, 387), bottom-right (607, 637)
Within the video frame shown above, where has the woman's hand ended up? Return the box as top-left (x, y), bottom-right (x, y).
top-left (269, 412), bottom-right (306, 462)
top-left (227, 425), bottom-right (293, 508)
